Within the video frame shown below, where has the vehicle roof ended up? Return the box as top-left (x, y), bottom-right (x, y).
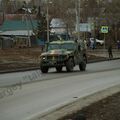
top-left (49, 40), bottom-right (75, 44)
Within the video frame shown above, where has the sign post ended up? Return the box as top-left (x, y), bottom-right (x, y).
top-left (101, 26), bottom-right (109, 49)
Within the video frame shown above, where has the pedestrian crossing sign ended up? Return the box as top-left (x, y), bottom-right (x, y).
top-left (101, 26), bottom-right (109, 33)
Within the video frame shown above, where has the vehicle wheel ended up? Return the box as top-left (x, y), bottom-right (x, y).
top-left (41, 66), bottom-right (49, 73)
top-left (56, 66), bottom-right (62, 72)
top-left (79, 56), bottom-right (86, 71)
top-left (66, 58), bottom-right (74, 72)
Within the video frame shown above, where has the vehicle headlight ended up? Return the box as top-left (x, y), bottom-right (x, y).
top-left (40, 56), bottom-right (46, 60)
top-left (42, 57), bottom-right (46, 60)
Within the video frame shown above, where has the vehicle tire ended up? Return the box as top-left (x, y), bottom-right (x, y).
top-left (56, 66), bottom-right (62, 72)
top-left (66, 58), bottom-right (74, 72)
top-left (40, 66), bottom-right (49, 73)
top-left (79, 56), bottom-right (86, 71)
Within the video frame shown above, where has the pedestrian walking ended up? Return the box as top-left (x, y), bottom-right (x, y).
top-left (93, 38), bottom-right (96, 49)
top-left (84, 40), bottom-right (87, 50)
top-left (90, 40), bottom-right (94, 50)
top-left (117, 40), bottom-right (120, 50)
top-left (108, 44), bottom-right (113, 59)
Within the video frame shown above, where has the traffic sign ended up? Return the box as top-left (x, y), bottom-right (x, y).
top-left (101, 26), bottom-right (109, 33)
top-left (75, 23), bottom-right (93, 32)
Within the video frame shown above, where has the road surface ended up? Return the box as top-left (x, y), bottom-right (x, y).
top-left (0, 59), bottom-right (120, 87)
top-left (0, 59), bottom-right (120, 120)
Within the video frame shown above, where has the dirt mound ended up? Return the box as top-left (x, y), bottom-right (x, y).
top-left (59, 92), bottom-right (120, 120)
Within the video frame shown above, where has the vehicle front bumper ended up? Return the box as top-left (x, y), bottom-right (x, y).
top-left (40, 59), bottom-right (66, 67)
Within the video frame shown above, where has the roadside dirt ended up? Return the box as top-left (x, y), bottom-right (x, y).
top-left (0, 48), bottom-right (104, 71)
top-left (0, 48), bottom-right (41, 71)
top-left (59, 92), bottom-right (120, 120)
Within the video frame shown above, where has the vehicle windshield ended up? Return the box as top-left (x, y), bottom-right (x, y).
top-left (47, 43), bottom-right (76, 51)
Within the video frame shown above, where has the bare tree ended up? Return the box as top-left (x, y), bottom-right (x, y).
top-left (98, 0), bottom-right (120, 41)
top-left (47, 0), bottom-right (76, 34)
top-left (0, 0), bottom-right (23, 13)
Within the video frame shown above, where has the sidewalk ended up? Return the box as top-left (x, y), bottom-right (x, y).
top-left (88, 49), bottom-right (120, 59)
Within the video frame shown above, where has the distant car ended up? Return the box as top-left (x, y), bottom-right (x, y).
top-left (90, 38), bottom-right (104, 46)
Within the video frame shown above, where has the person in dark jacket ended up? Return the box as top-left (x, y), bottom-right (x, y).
top-left (117, 40), bottom-right (120, 50)
top-left (108, 44), bottom-right (113, 59)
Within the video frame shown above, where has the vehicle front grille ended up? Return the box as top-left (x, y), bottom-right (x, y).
top-left (47, 55), bottom-right (66, 61)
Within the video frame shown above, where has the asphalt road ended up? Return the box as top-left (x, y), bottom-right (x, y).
top-left (0, 59), bottom-right (120, 120)
top-left (0, 60), bottom-right (120, 87)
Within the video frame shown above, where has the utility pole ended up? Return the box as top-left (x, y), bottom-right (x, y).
top-left (76, 0), bottom-right (80, 42)
top-left (46, 0), bottom-right (52, 42)
top-left (46, 0), bottom-right (49, 42)
top-left (24, 1), bottom-right (31, 47)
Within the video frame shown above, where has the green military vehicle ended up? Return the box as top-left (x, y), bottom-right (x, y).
top-left (40, 40), bottom-right (87, 73)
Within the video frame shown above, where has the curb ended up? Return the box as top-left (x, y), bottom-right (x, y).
top-left (0, 67), bottom-right (40, 74)
top-left (88, 57), bottom-right (120, 63)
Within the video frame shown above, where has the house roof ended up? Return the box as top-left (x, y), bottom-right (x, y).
top-left (0, 30), bottom-right (34, 36)
top-left (50, 18), bottom-right (66, 28)
top-left (0, 20), bottom-right (38, 31)
top-left (4, 14), bottom-right (36, 20)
